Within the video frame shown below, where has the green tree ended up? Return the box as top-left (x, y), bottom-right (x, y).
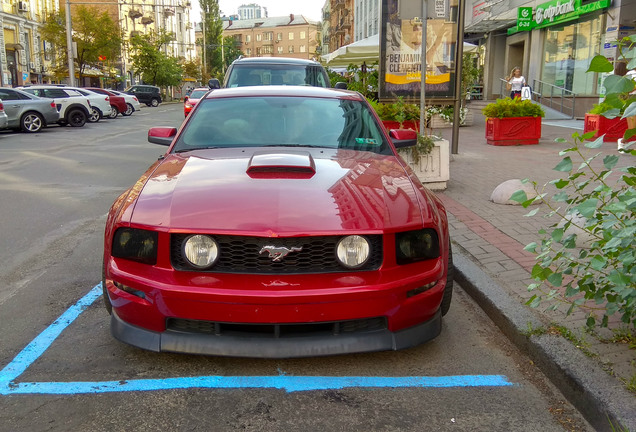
top-left (41, 6), bottom-right (121, 82)
top-left (182, 59), bottom-right (202, 82)
top-left (199, 0), bottom-right (223, 76)
top-left (222, 36), bottom-right (243, 72)
top-left (129, 30), bottom-right (183, 87)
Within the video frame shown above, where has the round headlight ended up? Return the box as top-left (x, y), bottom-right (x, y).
top-left (336, 235), bottom-right (370, 269)
top-left (183, 235), bottom-right (219, 269)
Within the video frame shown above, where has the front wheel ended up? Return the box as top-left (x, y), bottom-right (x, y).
top-left (88, 108), bottom-right (102, 123)
top-left (108, 106), bottom-right (119, 119)
top-left (20, 112), bottom-right (44, 133)
top-left (122, 103), bottom-right (134, 116)
top-left (150, 98), bottom-right (159, 107)
top-left (67, 108), bottom-right (87, 127)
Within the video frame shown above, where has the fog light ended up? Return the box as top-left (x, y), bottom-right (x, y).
top-left (406, 281), bottom-right (437, 298)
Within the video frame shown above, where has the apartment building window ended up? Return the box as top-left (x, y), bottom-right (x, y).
top-left (263, 45), bottom-right (273, 54)
top-left (256, 33), bottom-right (262, 41)
top-left (300, 45), bottom-right (306, 53)
top-left (288, 45), bottom-right (294, 53)
top-left (277, 32), bottom-right (283, 41)
top-left (264, 32), bottom-right (273, 41)
top-left (246, 34), bottom-right (251, 43)
top-left (246, 48), bottom-right (252, 56)
top-left (288, 32), bottom-right (294, 40)
top-left (300, 31), bottom-right (306, 39)
top-left (277, 46), bottom-right (283, 54)
top-left (256, 47), bottom-right (262, 56)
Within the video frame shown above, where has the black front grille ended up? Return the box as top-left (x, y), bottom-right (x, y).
top-left (167, 317), bottom-right (387, 338)
top-left (171, 234), bottom-right (383, 274)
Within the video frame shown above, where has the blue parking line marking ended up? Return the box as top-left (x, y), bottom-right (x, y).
top-left (0, 284), bottom-right (516, 395)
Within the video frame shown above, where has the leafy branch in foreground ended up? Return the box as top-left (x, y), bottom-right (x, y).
top-left (511, 131), bottom-right (635, 329)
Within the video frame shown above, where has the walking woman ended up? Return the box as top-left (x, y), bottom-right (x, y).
top-left (506, 67), bottom-right (526, 99)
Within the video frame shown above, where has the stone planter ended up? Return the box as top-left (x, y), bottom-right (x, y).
top-left (583, 114), bottom-right (629, 142)
top-left (429, 113), bottom-right (452, 129)
top-left (398, 138), bottom-right (450, 190)
top-left (485, 116), bottom-right (541, 146)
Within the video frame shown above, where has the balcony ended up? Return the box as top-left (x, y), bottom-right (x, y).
top-left (333, 0), bottom-right (346, 10)
top-left (141, 16), bottom-right (154, 25)
top-left (128, 9), bottom-right (142, 19)
top-left (164, 7), bottom-right (174, 16)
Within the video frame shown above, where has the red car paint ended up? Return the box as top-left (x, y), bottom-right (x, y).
top-left (183, 87), bottom-right (210, 117)
top-left (86, 87), bottom-right (127, 116)
top-left (103, 86), bottom-right (451, 358)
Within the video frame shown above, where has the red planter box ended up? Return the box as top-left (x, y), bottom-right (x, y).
top-left (485, 116), bottom-right (542, 146)
top-left (381, 120), bottom-right (420, 132)
top-left (583, 114), bottom-right (634, 142)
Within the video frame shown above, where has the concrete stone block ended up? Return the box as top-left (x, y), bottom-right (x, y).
top-left (490, 179), bottom-right (537, 205)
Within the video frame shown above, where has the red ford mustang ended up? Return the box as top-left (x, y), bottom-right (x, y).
top-left (103, 86), bottom-right (453, 358)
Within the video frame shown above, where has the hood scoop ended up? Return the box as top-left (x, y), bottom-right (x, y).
top-left (246, 151), bottom-right (316, 179)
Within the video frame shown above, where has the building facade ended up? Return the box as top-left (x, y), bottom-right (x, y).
top-left (465, 0), bottom-right (635, 116)
top-left (0, 0), bottom-right (56, 87)
top-left (354, 0), bottom-right (379, 41)
top-left (223, 14), bottom-right (321, 60)
top-left (330, 0), bottom-right (354, 52)
top-left (237, 3), bottom-right (266, 20)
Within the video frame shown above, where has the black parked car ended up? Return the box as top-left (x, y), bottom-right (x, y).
top-left (124, 85), bottom-right (162, 107)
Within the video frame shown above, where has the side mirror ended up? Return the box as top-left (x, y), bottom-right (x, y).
top-left (208, 78), bottom-right (221, 89)
top-left (334, 82), bottom-right (348, 90)
top-left (389, 129), bottom-right (417, 149)
top-left (148, 127), bottom-right (177, 146)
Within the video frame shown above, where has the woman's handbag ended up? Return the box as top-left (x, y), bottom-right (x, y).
top-left (521, 86), bottom-right (532, 100)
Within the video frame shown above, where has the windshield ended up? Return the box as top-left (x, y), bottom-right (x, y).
top-left (189, 89), bottom-right (208, 99)
top-left (173, 96), bottom-right (389, 154)
top-left (226, 64), bottom-right (329, 88)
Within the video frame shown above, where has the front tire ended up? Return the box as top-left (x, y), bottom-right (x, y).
top-left (88, 107), bottom-right (102, 123)
top-left (67, 108), bottom-right (87, 127)
top-left (122, 103), bottom-right (134, 116)
top-left (108, 106), bottom-right (119, 118)
top-left (441, 241), bottom-right (454, 316)
top-left (20, 111), bottom-right (44, 133)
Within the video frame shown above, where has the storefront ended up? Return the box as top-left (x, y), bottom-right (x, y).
top-left (508, 0), bottom-right (611, 98)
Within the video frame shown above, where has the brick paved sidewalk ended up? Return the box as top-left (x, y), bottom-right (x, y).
top-left (433, 102), bottom-right (635, 394)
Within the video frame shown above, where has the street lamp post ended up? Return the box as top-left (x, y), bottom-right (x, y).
top-left (65, 0), bottom-right (75, 86)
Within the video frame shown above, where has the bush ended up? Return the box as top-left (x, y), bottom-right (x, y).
top-left (482, 97), bottom-right (545, 119)
top-left (512, 132), bottom-right (635, 328)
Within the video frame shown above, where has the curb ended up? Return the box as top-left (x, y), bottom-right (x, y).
top-left (453, 247), bottom-right (636, 432)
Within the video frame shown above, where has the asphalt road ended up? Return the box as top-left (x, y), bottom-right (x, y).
top-left (0, 103), bottom-right (593, 431)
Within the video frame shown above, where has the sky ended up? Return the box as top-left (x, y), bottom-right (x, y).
top-left (201, 1), bottom-right (324, 22)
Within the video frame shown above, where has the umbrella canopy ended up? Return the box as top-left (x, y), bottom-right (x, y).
top-left (322, 34), bottom-right (478, 67)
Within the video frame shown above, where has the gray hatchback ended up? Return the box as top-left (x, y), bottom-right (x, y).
top-left (0, 88), bottom-right (60, 133)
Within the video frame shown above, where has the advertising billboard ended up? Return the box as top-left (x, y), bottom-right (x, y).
top-left (379, 0), bottom-right (460, 101)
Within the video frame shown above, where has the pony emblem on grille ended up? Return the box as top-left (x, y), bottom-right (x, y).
top-left (259, 245), bottom-right (303, 262)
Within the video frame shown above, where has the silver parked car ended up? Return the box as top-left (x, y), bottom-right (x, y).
top-left (0, 88), bottom-right (60, 133)
top-left (0, 99), bottom-right (8, 130)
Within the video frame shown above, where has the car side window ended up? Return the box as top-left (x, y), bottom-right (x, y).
top-left (0, 89), bottom-right (19, 100)
top-left (44, 89), bottom-right (68, 98)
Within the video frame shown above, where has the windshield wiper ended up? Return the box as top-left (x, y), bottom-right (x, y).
top-left (262, 144), bottom-right (332, 149)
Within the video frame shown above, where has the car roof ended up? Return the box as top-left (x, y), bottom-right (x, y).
top-left (231, 57), bottom-right (322, 66)
top-left (204, 86), bottom-right (360, 101)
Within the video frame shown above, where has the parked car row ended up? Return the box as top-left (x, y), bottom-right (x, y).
top-left (0, 85), bottom-right (147, 133)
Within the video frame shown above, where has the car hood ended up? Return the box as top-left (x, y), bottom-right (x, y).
top-left (126, 149), bottom-right (430, 234)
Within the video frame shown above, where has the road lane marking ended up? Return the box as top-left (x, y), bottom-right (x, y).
top-left (0, 284), bottom-right (516, 395)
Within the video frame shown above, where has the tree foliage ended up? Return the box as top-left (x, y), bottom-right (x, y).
top-left (514, 35), bottom-right (636, 329)
top-left (199, 0), bottom-right (224, 76)
top-left (129, 30), bottom-right (183, 87)
top-left (41, 6), bottom-right (121, 82)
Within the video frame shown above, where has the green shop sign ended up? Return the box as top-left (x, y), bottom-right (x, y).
top-left (508, 0), bottom-right (609, 35)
